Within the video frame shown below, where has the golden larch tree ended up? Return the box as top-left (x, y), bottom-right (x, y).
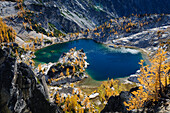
top-left (124, 48), bottom-right (170, 111)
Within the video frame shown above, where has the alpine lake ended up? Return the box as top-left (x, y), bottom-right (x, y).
top-left (34, 39), bottom-right (146, 81)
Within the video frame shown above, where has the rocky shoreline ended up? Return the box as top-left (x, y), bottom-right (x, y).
top-left (38, 48), bottom-right (89, 86)
top-left (33, 36), bottom-right (150, 85)
top-left (10, 22), bottom-right (168, 93)
top-left (1, 1), bottom-right (169, 83)
top-left (23, 22), bottom-right (169, 85)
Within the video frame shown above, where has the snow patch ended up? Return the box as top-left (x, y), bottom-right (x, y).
top-left (89, 93), bottom-right (99, 99)
top-left (108, 46), bottom-right (140, 54)
top-left (119, 47), bottom-right (140, 54)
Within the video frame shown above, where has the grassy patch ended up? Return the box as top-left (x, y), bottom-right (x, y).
top-left (65, 10), bottom-right (74, 17)
top-left (33, 24), bottom-right (48, 35)
top-left (76, 74), bottom-right (102, 95)
top-left (48, 23), bottom-right (65, 37)
top-left (61, 12), bottom-right (66, 17)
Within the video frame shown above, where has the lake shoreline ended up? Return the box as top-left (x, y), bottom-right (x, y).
top-left (34, 38), bottom-right (149, 86)
top-left (105, 43), bottom-right (150, 65)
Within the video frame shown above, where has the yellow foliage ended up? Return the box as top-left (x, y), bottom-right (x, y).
top-left (70, 83), bottom-right (74, 88)
top-left (55, 87), bottom-right (95, 112)
top-left (72, 65), bottom-right (75, 73)
top-left (66, 68), bottom-right (70, 76)
top-left (124, 86), bottom-right (148, 111)
top-left (114, 31), bottom-right (118, 35)
top-left (60, 72), bottom-right (64, 76)
top-left (52, 68), bottom-right (55, 73)
top-left (26, 44), bottom-right (30, 50)
top-left (38, 63), bottom-right (42, 71)
top-left (15, 49), bottom-right (19, 56)
top-left (98, 79), bottom-right (136, 103)
top-left (0, 18), bottom-right (16, 43)
top-left (51, 32), bottom-right (54, 36)
top-left (124, 48), bottom-right (170, 111)
top-left (55, 93), bottom-right (60, 104)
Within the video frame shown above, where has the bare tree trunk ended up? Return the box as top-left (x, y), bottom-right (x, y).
top-left (158, 56), bottom-right (162, 96)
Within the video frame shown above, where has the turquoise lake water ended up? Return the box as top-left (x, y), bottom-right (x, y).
top-left (34, 39), bottom-right (143, 81)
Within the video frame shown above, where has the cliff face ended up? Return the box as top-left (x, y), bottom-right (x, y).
top-left (1, 0), bottom-right (169, 42)
top-left (98, 0), bottom-right (169, 16)
top-left (0, 46), bottom-right (61, 113)
top-left (24, 0), bottom-right (170, 32)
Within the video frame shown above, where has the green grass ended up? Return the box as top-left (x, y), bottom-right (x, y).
top-left (48, 23), bottom-right (65, 37)
top-left (65, 10), bottom-right (74, 17)
top-left (61, 12), bottom-right (66, 17)
top-left (76, 73), bottom-right (102, 95)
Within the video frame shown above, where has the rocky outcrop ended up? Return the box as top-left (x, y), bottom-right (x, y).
top-left (102, 85), bottom-right (170, 113)
top-left (101, 91), bottom-right (133, 113)
top-left (0, 47), bottom-right (61, 113)
top-left (45, 48), bottom-right (89, 86)
top-left (1, 0), bottom-right (170, 36)
top-left (90, 14), bottom-right (170, 43)
top-left (101, 87), bottom-right (139, 113)
top-left (24, 0), bottom-right (170, 32)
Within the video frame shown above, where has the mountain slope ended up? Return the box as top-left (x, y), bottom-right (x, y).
top-left (24, 0), bottom-right (170, 32)
top-left (1, 0), bottom-right (169, 38)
